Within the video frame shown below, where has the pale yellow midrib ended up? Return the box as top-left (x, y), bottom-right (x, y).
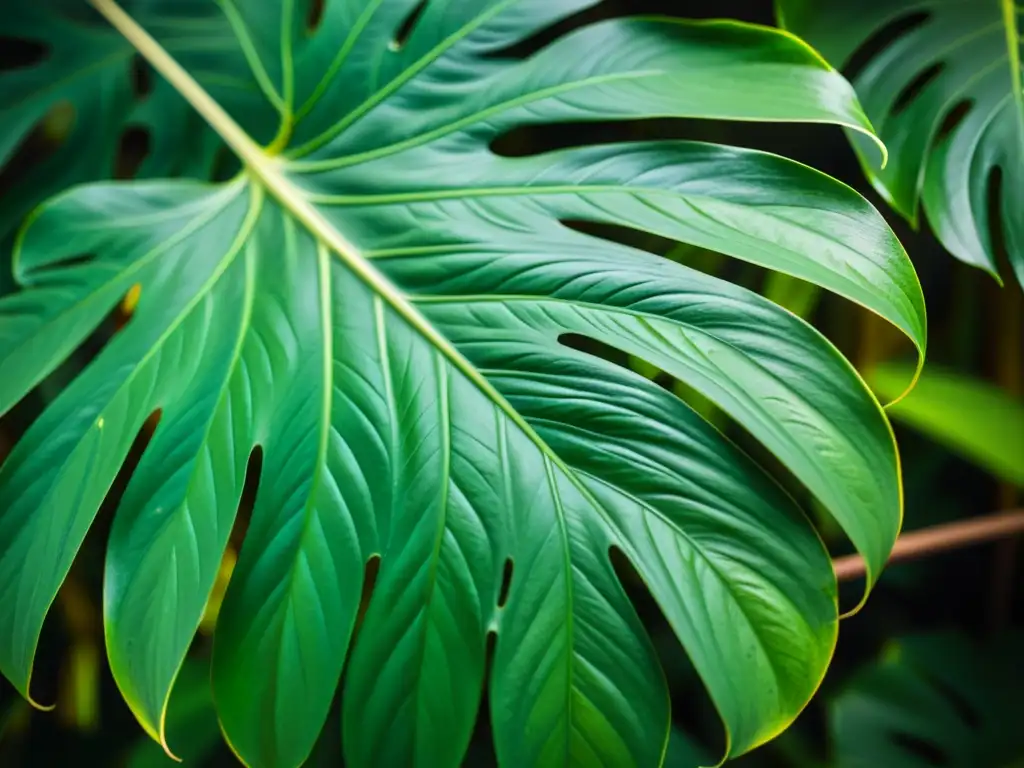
top-left (88, 4), bottom-right (593, 753)
top-left (86, 0), bottom-right (578, 485)
top-left (1002, 0), bottom-right (1024, 153)
top-left (89, 0), bottom-right (405, 343)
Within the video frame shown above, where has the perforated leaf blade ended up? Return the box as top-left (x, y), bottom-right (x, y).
top-left (778, 0), bottom-right (1024, 286)
top-left (0, 2), bottom-right (926, 766)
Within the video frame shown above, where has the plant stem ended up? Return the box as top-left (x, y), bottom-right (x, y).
top-left (834, 509), bottom-right (1024, 582)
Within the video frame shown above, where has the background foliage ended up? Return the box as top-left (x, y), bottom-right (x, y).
top-left (0, 0), bottom-right (1021, 766)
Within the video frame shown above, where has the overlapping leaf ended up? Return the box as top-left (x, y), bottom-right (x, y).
top-left (0, 1), bottom-right (926, 766)
top-left (778, 0), bottom-right (1024, 287)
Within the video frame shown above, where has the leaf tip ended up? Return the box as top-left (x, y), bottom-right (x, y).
top-left (25, 692), bottom-right (56, 713)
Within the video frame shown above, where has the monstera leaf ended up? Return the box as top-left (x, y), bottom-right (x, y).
top-left (0, 1), bottom-right (927, 766)
top-left (0, 1), bottom-right (238, 242)
top-left (831, 633), bottom-right (1024, 767)
top-left (777, 0), bottom-right (1024, 287)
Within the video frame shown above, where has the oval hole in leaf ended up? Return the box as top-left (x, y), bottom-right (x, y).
top-left (985, 165), bottom-right (1009, 270)
top-left (922, 672), bottom-right (981, 730)
top-left (233, 446), bottom-right (264, 548)
top-left (482, 0), bottom-right (616, 60)
top-left (306, 0), bottom-right (325, 32)
top-left (490, 117), bottom-right (722, 158)
top-left (389, 0), bottom-right (428, 52)
top-left (25, 252), bottom-right (97, 279)
top-left (843, 11), bottom-right (930, 82)
top-left (0, 102), bottom-right (76, 204)
top-left (560, 219), bottom-right (737, 282)
top-left (355, 554), bottom-right (381, 636)
top-left (211, 144), bottom-right (241, 183)
top-left (558, 332), bottom-right (630, 367)
top-left (200, 447), bottom-right (264, 634)
top-left (0, 38), bottom-right (48, 72)
top-left (496, 558), bottom-right (513, 609)
top-left (891, 62), bottom-right (944, 117)
top-left (608, 546), bottom-right (725, 759)
top-left (115, 126), bottom-right (151, 180)
top-left (130, 54), bottom-right (153, 99)
top-left (890, 732), bottom-right (949, 766)
top-left (93, 408), bottom-right (165, 553)
top-left (933, 99), bottom-right (973, 145)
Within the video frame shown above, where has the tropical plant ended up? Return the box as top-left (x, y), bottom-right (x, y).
top-left (0, 1), bottom-right (927, 766)
top-left (830, 633), bottom-right (1024, 767)
top-left (869, 362), bottom-right (1024, 486)
top-left (777, 0), bottom-right (1024, 288)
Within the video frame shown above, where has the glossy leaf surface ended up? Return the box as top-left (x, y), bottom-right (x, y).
top-left (0, 2), bottom-right (926, 766)
top-left (778, 0), bottom-right (1024, 286)
top-left (832, 633), bottom-right (1024, 767)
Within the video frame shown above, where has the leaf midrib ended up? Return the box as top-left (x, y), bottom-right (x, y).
top-left (1001, 0), bottom-right (1024, 153)
top-left (88, 0), bottom-right (585, 519)
top-left (92, 2), bottom-right (606, 759)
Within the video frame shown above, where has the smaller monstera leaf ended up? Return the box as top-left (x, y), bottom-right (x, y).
top-left (778, 0), bottom-right (1024, 287)
top-left (0, 1), bottom-right (926, 767)
top-left (0, 0), bottom-right (276, 243)
top-left (832, 633), bottom-right (1024, 768)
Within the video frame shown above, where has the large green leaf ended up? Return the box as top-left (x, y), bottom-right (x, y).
top-left (777, 0), bottom-right (1024, 287)
top-left (831, 633), bottom-right (1024, 767)
top-left (0, 2), bottom-right (926, 766)
top-left (869, 362), bottom-right (1024, 485)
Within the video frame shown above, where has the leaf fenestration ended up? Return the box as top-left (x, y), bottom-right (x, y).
top-left (0, 1), bottom-right (926, 766)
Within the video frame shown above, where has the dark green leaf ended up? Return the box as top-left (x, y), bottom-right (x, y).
top-left (0, 1), bottom-right (228, 243)
top-left (778, 0), bottom-right (1024, 287)
top-left (0, 2), bottom-right (926, 766)
top-left (831, 633), bottom-right (1024, 767)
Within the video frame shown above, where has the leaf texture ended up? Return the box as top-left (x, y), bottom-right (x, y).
top-left (0, 1), bottom-right (926, 766)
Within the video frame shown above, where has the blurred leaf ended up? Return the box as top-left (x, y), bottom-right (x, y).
top-left (869, 363), bottom-right (1024, 485)
top-left (778, 0), bottom-right (1024, 287)
top-left (126, 659), bottom-right (220, 767)
top-left (0, 3), bottom-right (223, 244)
top-left (662, 727), bottom-right (712, 768)
top-left (763, 272), bottom-right (822, 320)
top-left (831, 633), bottom-right (1024, 767)
top-left (664, 243), bottom-right (729, 275)
top-left (58, 644), bottom-right (100, 733)
top-left (198, 547), bottom-right (236, 635)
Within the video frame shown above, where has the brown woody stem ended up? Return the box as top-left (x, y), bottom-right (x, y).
top-left (834, 509), bottom-right (1024, 582)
